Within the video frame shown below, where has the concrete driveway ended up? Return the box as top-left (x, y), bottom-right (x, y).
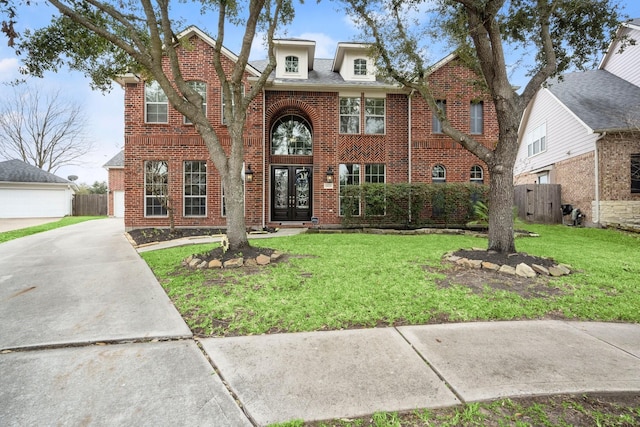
top-left (0, 217), bottom-right (62, 233)
top-left (0, 218), bottom-right (251, 426)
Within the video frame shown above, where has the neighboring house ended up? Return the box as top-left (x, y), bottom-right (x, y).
top-left (514, 18), bottom-right (640, 230)
top-left (117, 26), bottom-right (498, 231)
top-left (0, 159), bottom-right (76, 218)
top-left (103, 150), bottom-right (125, 217)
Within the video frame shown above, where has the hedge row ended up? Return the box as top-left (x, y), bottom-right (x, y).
top-left (340, 183), bottom-right (489, 228)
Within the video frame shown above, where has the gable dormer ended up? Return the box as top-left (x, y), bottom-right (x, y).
top-left (332, 42), bottom-right (376, 82)
top-left (274, 39), bottom-right (316, 79)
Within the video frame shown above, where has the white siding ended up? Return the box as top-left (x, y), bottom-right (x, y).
top-left (601, 26), bottom-right (640, 87)
top-left (515, 88), bottom-right (597, 176)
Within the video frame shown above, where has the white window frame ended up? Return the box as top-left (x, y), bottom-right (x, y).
top-left (354, 58), bottom-right (367, 76)
top-left (145, 81), bottom-right (168, 124)
top-left (527, 123), bottom-right (547, 157)
top-left (339, 163), bottom-right (361, 216)
top-left (285, 55), bottom-right (299, 73)
top-left (364, 98), bottom-right (385, 134)
top-left (144, 160), bottom-right (168, 217)
top-left (339, 97), bottom-right (360, 134)
top-left (183, 161), bottom-right (207, 217)
top-left (470, 102), bottom-right (483, 134)
top-left (470, 165), bottom-right (484, 184)
top-left (183, 81), bottom-right (207, 125)
top-left (432, 164), bottom-right (446, 183)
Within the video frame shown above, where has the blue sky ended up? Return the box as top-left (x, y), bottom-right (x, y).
top-left (1, 1), bottom-right (640, 185)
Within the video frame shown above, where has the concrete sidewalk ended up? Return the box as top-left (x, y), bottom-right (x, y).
top-left (1, 219), bottom-right (639, 426)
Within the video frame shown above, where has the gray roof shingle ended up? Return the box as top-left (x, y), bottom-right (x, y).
top-left (250, 58), bottom-right (397, 88)
top-left (546, 70), bottom-right (640, 132)
top-left (103, 150), bottom-right (124, 168)
top-left (0, 159), bottom-right (71, 184)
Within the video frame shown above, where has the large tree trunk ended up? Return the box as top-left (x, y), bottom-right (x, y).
top-left (224, 171), bottom-right (250, 251)
top-left (487, 162), bottom-right (516, 253)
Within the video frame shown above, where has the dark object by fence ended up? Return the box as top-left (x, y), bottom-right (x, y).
top-left (561, 204), bottom-right (585, 226)
top-left (514, 184), bottom-right (562, 224)
top-left (73, 194), bottom-right (108, 216)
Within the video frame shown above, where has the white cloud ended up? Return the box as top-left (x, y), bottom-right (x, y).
top-left (296, 32), bottom-right (338, 58)
top-left (0, 57), bottom-right (20, 81)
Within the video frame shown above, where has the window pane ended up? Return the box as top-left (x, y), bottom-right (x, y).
top-left (285, 56), bottom-right (299, 73)
top-left (632, 154), bottom-right (640, 193)
top-left (184, 81), bottom-right (207, 124)
top-left (470, 102), bottom-right (483, 134)
top-left (271, 115), bottom-right (313, 155)
top-left (365, 98), bottom-right (385, 134)
top-left (354, 59), bottom-right (367, 76)
top-left (339, 97), bottom-right (360, 134)
top-left (184, 161), bottom-right (207, 216)
top-left (145, 82), bottom-right (168, 123)
top-left (432, 164), bottom-right (446, 183)
top-left (339, 164), bottom-right (360, 216)
top-left (145, 161), bottom-right (168, 216)
top-left (470, 165), bottom-right (483, 183)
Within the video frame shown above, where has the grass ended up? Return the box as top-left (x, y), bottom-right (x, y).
top-left (0, 216), bottom-right (105, 243)
top-left (141, 223), bottom-right (640, 337)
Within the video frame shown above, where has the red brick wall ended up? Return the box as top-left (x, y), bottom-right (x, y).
top-left (123, 38), bottom-right (498, 229)
top-left (597, 135), bottom-right (640, 201)
top-left (410, 59), bottom-right (497, 185)
top-left (107, 168), bottom-right (124, 216)
top-left (554, 152), bottom-right (595, 221)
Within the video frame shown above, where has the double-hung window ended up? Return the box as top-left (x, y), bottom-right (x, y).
top-left (432, 164), bottom-right (446, 183)
top-left (365, 164), bottom-right (386, 215)
top-left (432, 100), bottom-right (446, 134)
top-left (183, 81), bottom-right (207, 124)
top-left (339, 164), bottom-right (361, 216)
top-left (339, 97), bottom-right (360, 134)
top-left (470, 102), bottom-right (483, 134)
top-left (144, 161), bottom-right (168, 216)
top-left (527, 123), bottom-right (546, 157)
top-left (184, 161), bottom-right (207, 217)
top-left (631, 154), bottom-right (640, 193)
top-left (145, 81), bottom-right (168, 123)
top-left (364, 98), bottom-right (385, 134)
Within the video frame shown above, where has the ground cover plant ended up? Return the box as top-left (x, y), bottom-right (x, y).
top-left (0, 216), bottom-right (105, 243)
top-left (140, 224), bottom-right (640, 337)
top-left (270, 393), bottom-right (640, 426)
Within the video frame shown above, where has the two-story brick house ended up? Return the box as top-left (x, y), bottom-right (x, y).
top-left (117, 26), bottom-right (497, 231)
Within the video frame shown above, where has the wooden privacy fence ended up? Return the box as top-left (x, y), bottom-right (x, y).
top-left (514, 184), bottom-right (562, 224)
top-left (73, 194), bottom-right (108, 216)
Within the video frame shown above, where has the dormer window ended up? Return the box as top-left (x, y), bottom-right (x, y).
top-left (285, 55), bottom-right (299, 73)
top-left (354, 58), bottom-right (367, 76)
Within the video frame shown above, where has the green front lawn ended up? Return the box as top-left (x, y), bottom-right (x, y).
top-left (141, 224), bottom-right (640, 336)
top-left (0, 216), bottom-right (105, 243)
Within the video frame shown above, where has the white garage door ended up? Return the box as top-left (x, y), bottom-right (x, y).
top-left (0, 188), bottom-right (70, 218)
top-left (113, 191), bottom-right (125, 217)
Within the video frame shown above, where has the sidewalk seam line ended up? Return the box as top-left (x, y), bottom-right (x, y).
top-left (394, 326), bottom-right (467, 405)
top-left (193, 338), bottom-right (259, 427)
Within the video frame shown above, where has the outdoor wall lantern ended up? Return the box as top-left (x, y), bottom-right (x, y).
top-left (325, 166), bottom-right (334, 183)
top-left (245, 164), bottom-right (254, 183)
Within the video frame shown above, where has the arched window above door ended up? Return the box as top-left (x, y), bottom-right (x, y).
top-left (271, 115), bottom-right (313, 156)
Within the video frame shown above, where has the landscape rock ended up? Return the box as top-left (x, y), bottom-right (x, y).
top-left (256, 254), bottom-right (271, 265)
top-left (270, 251), bottom-right (283, 261)
top-left (516, 263), bottom-right (537, 278)
top-left (223, 258), bottom-right (244, 269)
top-left (532, 264), bottom-right (549, 276)
top-left (481, 261), bottom-right (500, 271)
top-left (189, 258), bottom-right (202, 268)
top-left (469, 259), bottom-right (482, 269)
top-left (208, 259), bottom-right (222, 269)
top-left (498, 265), bottom-right (517, 275)
top-left (197, 261), bottom-right (208, 269)
top-left (448, 255), bottom-right (462, 262)
top-left (549, 266), bottom-right (568, 277)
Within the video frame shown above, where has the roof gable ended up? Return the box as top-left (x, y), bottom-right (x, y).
top-left (0, 160), bottom-right (72, 184)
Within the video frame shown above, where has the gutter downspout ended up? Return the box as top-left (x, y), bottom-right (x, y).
top-left (594, 131), bottom-right (606, 224)
top-left (262, 89), bottom-right (266, 230)
top-left (408, 89), bottom-right (414, 223)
